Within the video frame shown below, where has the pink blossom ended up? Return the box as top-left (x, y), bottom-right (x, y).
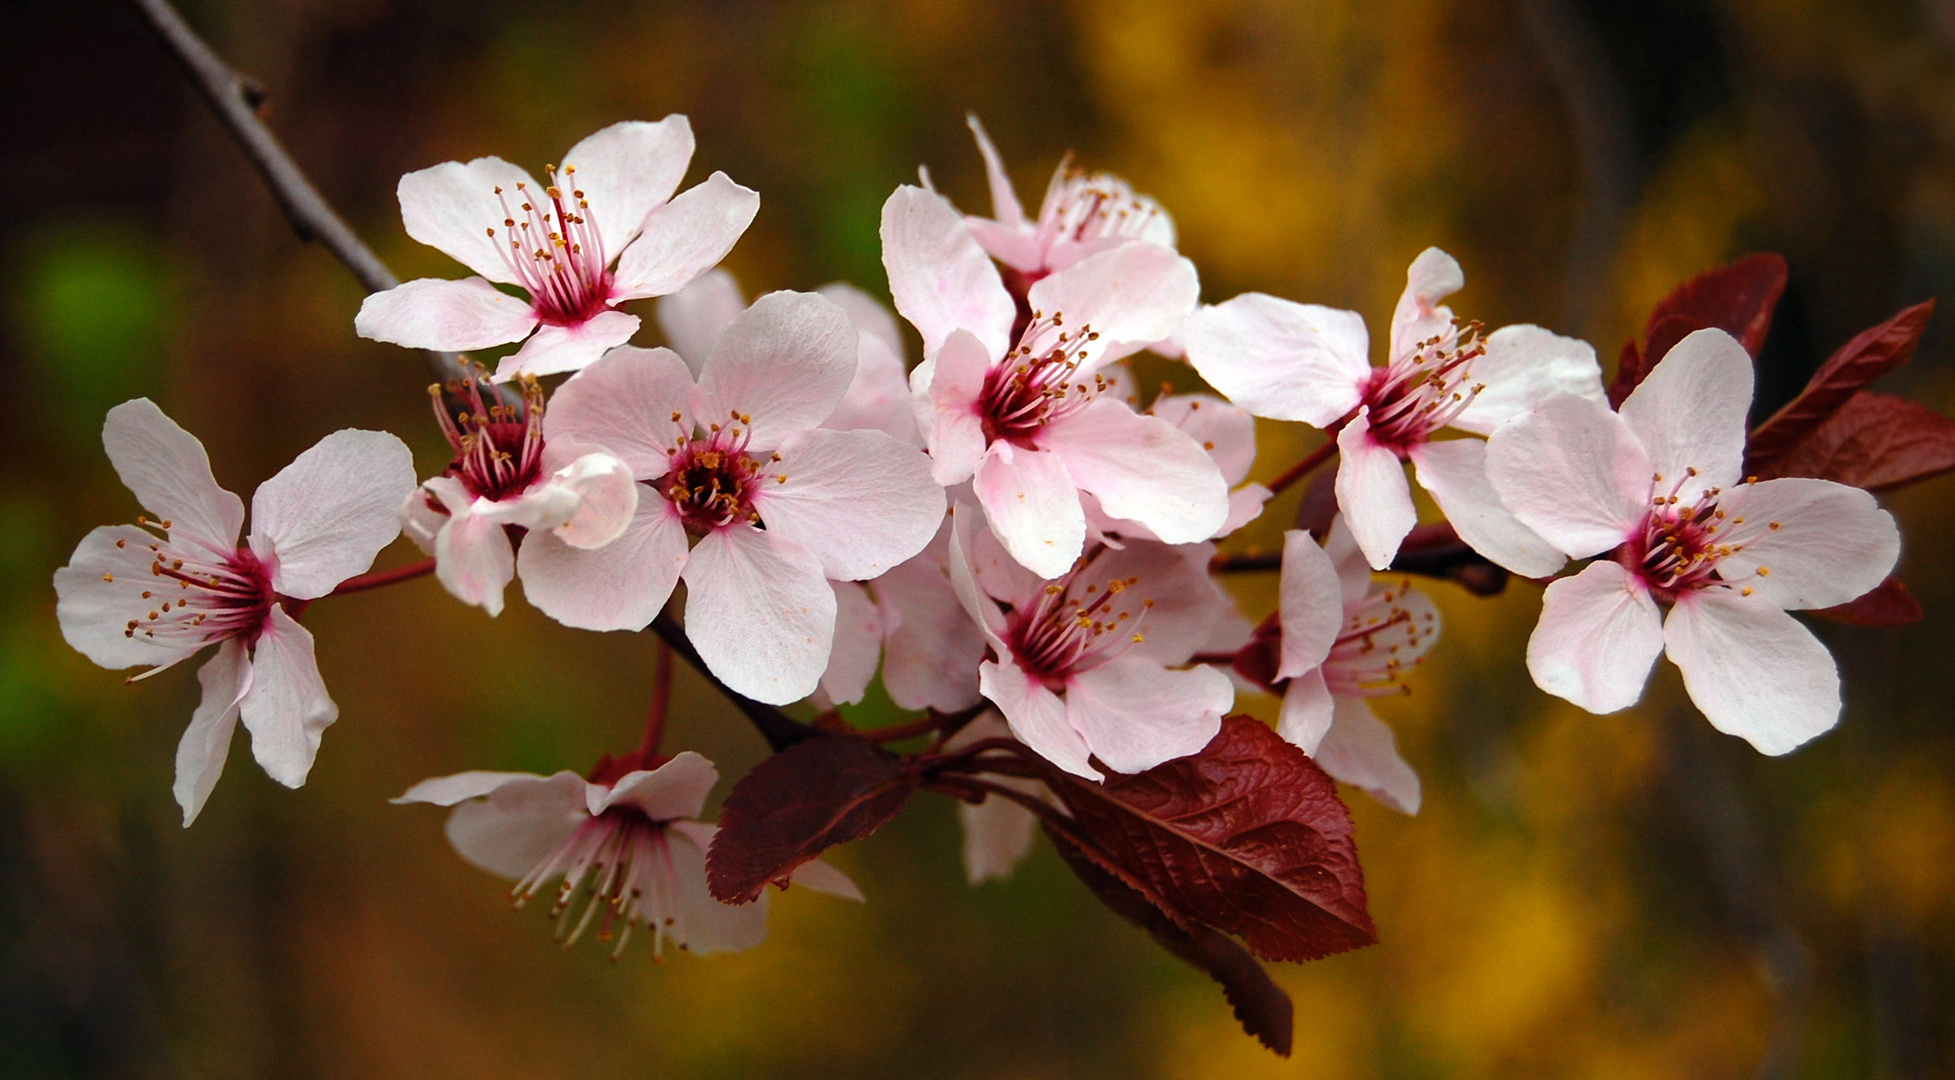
top-left (54, 399), bottom-right (416, 824)
top-left (1267, 518), bottom-right (1436, 814)
top-left (1084, 390), bottom-right (1272, 542)
top-left (1485, 328), bottom-right (1901, 754)
top-left (1183, 248), bottom-right (1605, 574)
top-left (395, 751), bottom-right (860, 958)
top-left (355, 118), bottom-right (758, 380)
top-left (403, 371), bottom-right (638, 618)
top-left (520, 291), bottom-right (945, 705)
top-left (816, 519), bottom-right (989, 711)
top-left (961, 115), bottom-right (1178, 283)
top-left (947, 506), bottom-right (1233, 780)
top-left (883, 184), bottom-right (1226, 578)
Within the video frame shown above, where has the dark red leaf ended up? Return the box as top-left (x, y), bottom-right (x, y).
top-left (706, 735), bottom-right (917, 904)
top-left (1044, 716), bottom-right (1377, 963)
top-left (1232, 631), bottom-right (1282, 692)
top-left (1046, 823), bottom-right (1293, 1056)
top-left (1646, 252), bottom-right (1787, 357)
top-left (1752, 391), bottom-right (1955, 492)
top-left (1747, 301), bottom-right (1936, 469)
top-left (1813, 576), bottom-right (1924, 627)
top-left (1608, 339), bottom-right (1648, 408)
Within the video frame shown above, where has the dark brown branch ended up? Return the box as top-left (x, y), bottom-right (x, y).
top-left (127, 0), bottom-right (465, 384)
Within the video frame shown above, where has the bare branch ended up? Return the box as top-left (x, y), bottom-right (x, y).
top-left (128, 0), bottom-right (465, 383)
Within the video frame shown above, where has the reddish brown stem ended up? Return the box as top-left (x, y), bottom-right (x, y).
top-left (639, 643), bottom-right (674, 758)
top-left (329, 557), bottom-right (436, 597)
top-left (855, 715), bottom-right (945, 743)
top-left (1265, 439), bottom-right (1339, 497)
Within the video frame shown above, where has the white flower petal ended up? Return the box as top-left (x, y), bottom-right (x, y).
top-left (397, 156), bottom-right (539, 284)
top-left (681, 524), bottom-right (835, 705)
top-left (823, 319), bottom-right (920, 447)
top-left (880, 185), bottom-right (1016, 359)
top-left (393, 770), bottom-right (549, 807)
top-left (433, 507), bottom-right (516, 616)
top-left (692, 290), bottom-right (859, 453)
top-left (1276, 668), bottom-right (1334, 753)
top-left (1334, 413), bottom-right (1418, 571)
top-left (663, 823), bottom-right (773, 954)
top-left (1183, 294), bottom-right (1370, 426)
top-left (238, 607), bottom-right (335, 789)
top-left (656, 269), bottom-right (746, 375)
top-left (817, 281), bottom-right (906, 360)
top-left (543, 449), bottom-right (639, 549)
top-left (820, 582), bottom-right (884, 705)
top-left (1409, 438), bottom-right (1567, 578)
top-left (1525, 560), bottom-right (1664, 714)
top-left (561, 117), bottom-right (695, 250)
top-left (518, 492), bottom-right (688, 632)
top-left (492, 309), bottom-right (640, 380)
top-left (102, 398), bottom-right (244, 554)
top-left (54, 525), bottom-right (206, 670)
top-left (1388, 247), bottom-right (1463, 363)
top-left (973, 444), bottom-right (1086, 579)
top-left (754, 427), bottom-right (944, 580)
top-left (923, 329), bottom-right (992, 485)
top-left (967, 114), bottom-right (1027, 228)
top-left (1065, 658), bottom-right (1229, 775)
top-left (878, 536), bottom-right (988, 713)
top-left (1315, 696), bottom-right (1421, 814)
top-left (1619, 328), bottom-right (1752, 498)
top-left (353, 276), bottom-right (538, 352)
top-left (1449, 324), bottom-right (1606, 436)
top-left (174, 639), bottom-right (250, 826)
top-left (610, 172), bottom-right (760, 300)
top-left (1713, 478), bottom-right (1900, 610)
top-left (1040, 399), bottom-right (1230, 546)
top-left (1664, 590), bottom-right (1840, 755)
top-left (250, 430), bottom-right (416, 600)
top-left (1150, 393), bottom-right (1256, 485)
top-left (1485, 392), bottom-right (1651, 559)
top-left (1279, 529), bottom-right (1344, 679)
top-left (440, 771), bottom-right (591, 879)
top-left (544, 346), bottom-right (693, 479)
top-left (980, 657), bottom-right (1098, 780)
top-left (599, 752), bottom-right (720, 821)
top-left (1026, 242), bottom-right (1199, 360)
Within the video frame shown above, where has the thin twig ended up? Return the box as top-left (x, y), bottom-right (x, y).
top-left (128, 0), bottom-right (465, 383)
top-left (1265, 439), bottom-right (1338, 497)
top-left (639, 643), bottom-right (674, 758)
top-left (328, 556), bottom-right (436, 597)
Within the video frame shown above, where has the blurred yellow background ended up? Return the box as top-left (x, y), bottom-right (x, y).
top-left (8, 0), bottom-right (1955, 1076)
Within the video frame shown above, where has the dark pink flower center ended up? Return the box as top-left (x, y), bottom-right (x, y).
top-left (120, 532), bottom-right (273, 647)
top-left (1621, 470), bottom-right (1769, 601)
top-left (1004, 550), bottom-right (1153, 687)
top-left (433, 369), bottom-right (547, 503)
top-left (980, 312), bottom-right (1107, 448)
top-left (490, 165), bottom-right (614, 325)
top-left (1361, 320), bottom-right (1486, 452)
top-left (659, 418), bottom-right (768, 537)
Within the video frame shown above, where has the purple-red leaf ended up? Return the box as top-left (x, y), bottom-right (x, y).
top-left (1752, 391), bottom-right (1955, 492)
top-left (706, 735), bottom-right (917, 904)
top-left (1747, 300), bottom-right (1936, 469)
top-left (1044, 716), bottom-right (1377, 963)
top-left (1813, 576), bottom-right (1924, 628)
top-left (1610, 253), bottom-right (1788, 405)
top-left (1046, 824), bottom-right (1294, 1055)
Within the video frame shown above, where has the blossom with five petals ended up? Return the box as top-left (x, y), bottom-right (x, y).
top-left (394, 751), bottom-right (860, 958)
top-left (402, 370), bottom-right (638, 618)
top-left (54, 399), bottom-right (416, 824)
top-left (947, 506), bottom-right (1233, 780)
top-left (1183, 247), bottom-right (1604, 574)
top-left (1485, 328), bottom-right (1901, 754)
top-left (518, 291), bottom-right (945, 705)
top-left (882, 184), bottom-right (1226, 578)
top-left (355, 117), bottom-right (758, 380)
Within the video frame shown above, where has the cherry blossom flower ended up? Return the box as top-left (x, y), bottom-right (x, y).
top-left (1260, 518), bottom-right (1435, 814)
top-left (883, 184), bottom-right (1226, 578)
top-left (355, 117), bottom-right (758, 380)
top-left (54, 399), bottom-right (415, 825)
top-left (961, 114), bottom-right (1177, 284)
top-left (517, 291), bottom-right (946, 705)
top-left (1183, 247), bottom-right (1605, 574)
top-left (1085, 390), bottom-right (1271, 543)
top-left (402, 369), bottom-right (637, 618)
top-left (395, 751), bottom-right (860, 958)
top-left (946, 506), bottom-right (1233, 780)
top-left (1485, 328), bottom-right (1901, 754)
top-left (812, 519), bottom-right (990, 712)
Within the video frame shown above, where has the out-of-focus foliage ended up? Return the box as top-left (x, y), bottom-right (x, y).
top-left (5, 0), bottom-right (1955, 1076)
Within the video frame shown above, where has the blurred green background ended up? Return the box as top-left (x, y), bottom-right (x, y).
top-left (9, 0), bottom-right (1955, 1075)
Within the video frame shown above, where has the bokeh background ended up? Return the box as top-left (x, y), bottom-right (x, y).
top-left (8, 0), bottom-right (1955, 1076)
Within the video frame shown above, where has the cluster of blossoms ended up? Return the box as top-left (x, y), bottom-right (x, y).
top-left (54, 112), bottom-right (1938, 1043)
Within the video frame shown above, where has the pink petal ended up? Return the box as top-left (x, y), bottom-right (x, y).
top-left (923, 329), bottom-right (992, 484)
top-left (1484, 392), bottom-right (1651, 559)
top-left (1525, 560), bottom-right (1664, 714)
top-left (518, 493), bottom-right (687, 632)
top-left (1150, 393), bottom-right (1256, 485)
top-left (1086, 540), bottom-right (1226, 666)
top-left (681, 524), bottom-right (836, 705)
top-left (965, 218), bottom-right (1046, 275)
top-left (1619, 327), bottom-right (1752, 499)
top-left (961, 786), bottom-right (1039, 884)
top-left (755, 427), bottom-right (944, 580)
top-left (392, 770), bottom-right (550, 807)
top-left (1041, 399), bottom-right (1229, 546)
top-left (1712, 478), bottom-right (1899, 610)
top-left (820, 582), bottom-right (884, 705)
top-left (656, 269), bottom-right (746, 374)
top-left (878, 540), bottom-right (987, 712)
top-left (1064, 657), bottom-right (1230, 774)
top-left (973, 443), bottom-right (1086, 579)
top-left (1277, 668), bottom-right (1335, 752)
top-left (493, 309), bottom-right (640, 381)
top-left (817, 282), bottom-right (906, 359)
top-left (822, 313), bottom-right (921, 447)
top-left (1334, 412), bottom-right (1418, 570)
top-left (598, 751), bottom-right (720, 820)
top-left (1664, 590), bottom-right (1840, 755)
top-left (967, 113), bottom-right (1027, 228)
top-left (1182, 294), bottom-right (1370, 425)
top-left (1324, 516), bottom-right (1374, 608)
top-left (175, 639), bottom-right (250, 826)
top-left (542, 449), bottom-right (639, 549)
top-left (397, 155), bottom-right (539, 284)
top-left (692, 290), bottom-right (859, 453)
top-left (979, 657), bottom-right (1098, 780)
top-left (433, 508), bottom-right (516, 616)
top-left (1315, 696), bottom-right (1421, 814)
top-left (560, 117), bottom-right (694, 251)
top-left (354, 276), bottom-right (538, 352)
top-left (543, 346), bottom-right (693, 480)
top-left (662, 822), bottom-right (774, 955)
top-left (1025, 242), bottom-right (1199, 361)
top-left (1218, 484), bottom-right (1272, 538)
top-left (55, 525), bottom-right (205, 670)
top-left (1449, 324), bottom-right (1605, 437)
top-left (787, 856), bottom-right (865, 901)
top-left (1279, 529), bottom-right (1344, 679)
top-left (610, 172), bottom-right (760, 301)
top-left (1388, 247), bottom-right (1464, 364)
top-left (1408, 438), bottom-right (1567, 578)
top-left (102, 398), bottom-right (244, 554)
top-left (239, 607), bottom-right (335, 789)
top-left (250, 429), bottom-right (416, 600)
top-left (944, 503), bottom-right (1012, 649)
top-left (440, 771), bottom-right (591, 879)
top-left (880, 185), bottom-right (1016, 359)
